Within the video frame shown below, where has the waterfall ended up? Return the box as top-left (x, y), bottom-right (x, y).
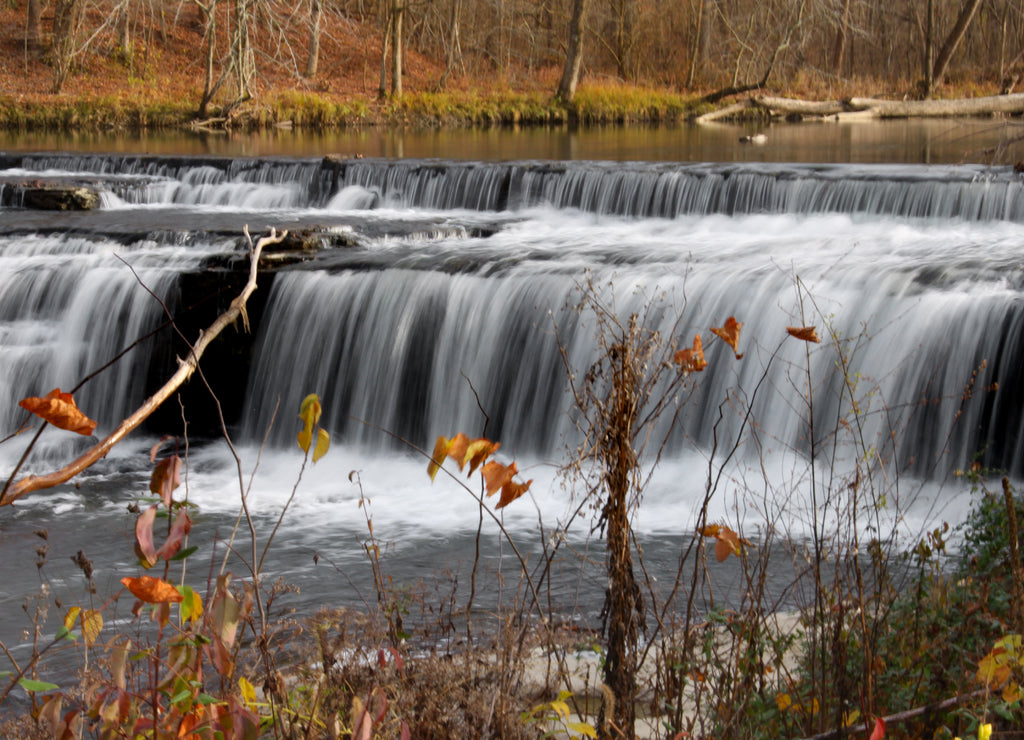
top-left (1, 153), bottom-right (1022, 480)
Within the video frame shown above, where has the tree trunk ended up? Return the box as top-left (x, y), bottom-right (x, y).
top-left (391, 0), bottom-right (403, 97)
top-left (230, 0), bottom-right (254, 103)
top-left (923, 0), bottom-right (934, 92)
top-left (378, 4), bottom-right (390, 98)
top-left (440, 0), bottom-right (463, 87)
top-left (305, 0), bottom-right (321, 78)
top-left (557, 0), bottom-right (589, 102)
top-left (928, 0), bottom-right (983, 97)
top-left (831, 0), bottom-right (852, 76)
top-left (612, 0), bottom-right (635, 80)
top-left (25, 0), bottom-right (42, 52)
top-left (51, 0), bottom-right (82, 92)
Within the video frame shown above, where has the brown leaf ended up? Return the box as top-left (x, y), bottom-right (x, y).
top-left (497, 478), bottom-right (532, 509)
top-left (710, 316), bottom-right (744, 359)
top-left (19, 388), bottom-right (97, 436)
top-left (786, 326), bottom-right (820, 343)
top-left (149, 455), bottom-right (182, 507)
top-left (673, 335), bottom-right (707, 373)
top-left (120, 575), bottom-right (183, 604)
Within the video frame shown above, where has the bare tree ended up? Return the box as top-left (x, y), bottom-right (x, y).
top-left (558, 0), bottom-right (589, 102)
top-left (305, 0), bottom-right (322, 77)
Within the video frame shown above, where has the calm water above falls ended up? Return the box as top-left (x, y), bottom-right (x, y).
top-left (0, 131), bottom-right (1020, 662)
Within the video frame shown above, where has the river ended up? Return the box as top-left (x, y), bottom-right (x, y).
top-left (0, 119), bottom-right (1018, 697)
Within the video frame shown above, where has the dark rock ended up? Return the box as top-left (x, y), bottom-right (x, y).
top-left (22, 186), bottom-right (101, 211)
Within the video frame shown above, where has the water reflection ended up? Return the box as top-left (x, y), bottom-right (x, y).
top-left (1, 119), bottom-right (1021, 163)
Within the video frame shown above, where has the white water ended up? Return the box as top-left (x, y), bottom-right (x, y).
top-left (0, 153), bottom-right (1017, 660)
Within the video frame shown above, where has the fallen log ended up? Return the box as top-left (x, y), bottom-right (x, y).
top-left (847, 93), bottom-right (1024, 117)
top-left (694, 101), bottom-right (756, 123)
top-left (752, 95), bottom-right (847, 116)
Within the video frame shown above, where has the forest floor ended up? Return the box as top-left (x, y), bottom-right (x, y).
top-left (0, 2), bottom-right (1012, 131)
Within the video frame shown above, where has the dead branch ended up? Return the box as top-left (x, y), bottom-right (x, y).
top-left (0, 226), bottom-right (287, 507)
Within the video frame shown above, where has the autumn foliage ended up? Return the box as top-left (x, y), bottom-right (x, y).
top-left (428, 432), bottom-right (532, 509)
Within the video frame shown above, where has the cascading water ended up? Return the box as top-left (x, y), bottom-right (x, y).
top-left (0, 150), bottom-right (1020, 653)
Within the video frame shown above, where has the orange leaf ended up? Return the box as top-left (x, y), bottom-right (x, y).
top-left (710, 316), bottom-right (744, 359)
top-left (19, 388), bottom-right (97, 436)
top-left (481, 460), bottom-right (517, 498)
top-left (446, 433), bottom-right (471, 470)
top-left (120, 576), bottom-right (184, 604)
top-left (674, 335), bottom-right (707, 373)
top-left (497, 478), bottom-right (532, 509)
top-left (697, 524), bottom-right (722, 538)
top-left (786, 326), bottom-right (821, 343)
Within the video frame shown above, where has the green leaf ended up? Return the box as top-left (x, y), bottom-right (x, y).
top-left (19, 678), bottom-right (59, 692)
top-left (197, 693), bottom-right (219, 705)
top-left (170, 688), bottom-right (192, 704)
top-left (54, 626), bottom-right (74, 641)
top-left (170, 545), bottom-right (198, 562)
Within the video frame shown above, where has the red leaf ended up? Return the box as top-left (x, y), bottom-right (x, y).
top-left (154, 508), bottom-right (192, 562)
top-left (19, 388), bottom-right (97, 436)
top-left (134, 505), bottom-right (159, 569)
top-left (869, 717), bottom-right (886, 740)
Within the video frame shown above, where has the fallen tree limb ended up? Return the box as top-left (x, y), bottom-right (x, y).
top-left (0, 226), bottom-right (287, 507)
top-left (799, 689), bottom-right (986, 740)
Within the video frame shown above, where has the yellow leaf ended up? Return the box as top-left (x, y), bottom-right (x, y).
top-left (776, 693), bottom-right (792, 711)
top-left (298, 426), bottom-right (312, 454)
top-left (178, 585), bottom-right (204, 625)
top-left (463, 437), bottom-right (499, 475)
top-left (81, 609), bottom-right (102, 647)
top-left (299, 393), bottom-right (322, 428)
top-left (428, 436), bottom-right (454, 481)
top-left (239, 676), bottom-right (257, 711)
top-left (979, 723), bottom-right (992, 740)
top-left (297, 393), bottom-right (322, 454)
top-left (63, 606), bottom-right (81, 631)
top-left (313, 428), bottom-right (330, 462)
